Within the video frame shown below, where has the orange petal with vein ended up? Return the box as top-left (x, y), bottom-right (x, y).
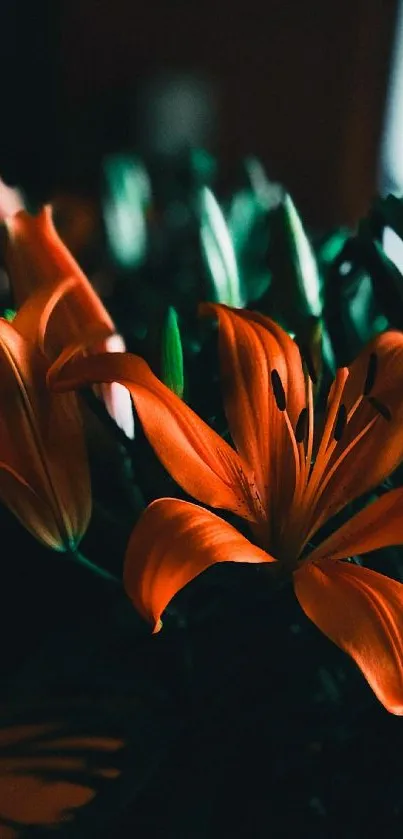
top-left (4, 206), bottom-right (106, 307)
top-left (342, 329), bottom-right (403, 414)
top-left (310, 332), bottom-right (403, 532)
top-left (4, 207), bottom-right (133, 434)
top-left (231, 307), bottom-right (306, 423)
top-left (0, 318), bottom-right (90, 550)
top-left (12, 275), bottom-right (79, 348)
top-left (124, 498), bottom-right (274, 631)
top-left (294, 559), bottom-right (403, 713)
top-left (308, 488), bottom-right (403, 563)
top-left (49, 351), bottom-right (260, 519)
top-left (200, 304), bottom-right (305, 525)
top-left (3, 207), bottom-right (114, 357)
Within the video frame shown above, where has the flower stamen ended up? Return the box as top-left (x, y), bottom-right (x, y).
top-left (363, 352), bottom-right (378, 397)
top-left (295, 408), bottom-right (308, 443)
top-left (367, 396), bottom-right (392, 421)
top-left (333, 403), bottom-right (347, 442)
top-left (301, 414), bottom-right (379, 548)
top-left (300, 367), bottom-right (348, 510)
top-left (270, 368), bottom-right (302, 498)
top-left (271, 369), bottom-right (286, 411)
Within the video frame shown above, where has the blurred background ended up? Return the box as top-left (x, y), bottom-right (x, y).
top-left (1, 0), bottom-right (401, 228)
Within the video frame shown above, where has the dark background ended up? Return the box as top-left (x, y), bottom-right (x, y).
top-left (0, 0), bottom-right (398, 226)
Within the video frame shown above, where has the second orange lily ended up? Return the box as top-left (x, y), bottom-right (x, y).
top-left (3, 206), bottom-right (114, 352)
top-left (0, 279), bottom-right (90, 551)
top-left (2, 206), bottom-right (134, 437)
top-left (49, 305), bottom-right (403, 713)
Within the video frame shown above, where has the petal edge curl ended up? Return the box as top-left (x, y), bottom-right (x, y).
top-left (124, 498), bottom-right (275, 632)
top-left (294, 558), bottom-right (403, 714)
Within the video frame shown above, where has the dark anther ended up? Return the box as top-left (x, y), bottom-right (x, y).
top-left (363, 352), bottom-right (378, 396)
top-left (333, 404), bottom-right (347, 441)
top-left (271, 369), bottom-right (286, 411)
top-left (367, 396), bottom-right (392, 421)
top-left (295, 408), bottom-right (308, 443)
top-left (299, 345), bottom-right (318, 385)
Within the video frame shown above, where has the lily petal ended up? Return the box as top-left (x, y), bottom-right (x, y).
top-left (39, 388), bottom-right (91, 549)
top-left (49, 351), bottom-right (260, 520)
top-left (11, 275), bottom-right (79, 349)
top-left (309, 331), bottom-right (403, 534)
top-left (124, 498), bottom-right (274, 631)
top-left (0, 463), bottom-right (64, 550)
top-left (307, 488), bottom-right (403, 564)
top-left (4, 206), bottom-right (114, 356)
top-left (4, 206), bottom-right (104, 306)
top-left (0, 319), bottom-right (90, 550)
top-left (294, 558), bottom-right (403, 713)
top-left (3, 206), bottom-right (132, 433)
top-left (200, 304), bottom-right (306, 524)
top-left (232, 307), bottom-right (307, 422)
top-left (342, 329), bottom-right (403, 412)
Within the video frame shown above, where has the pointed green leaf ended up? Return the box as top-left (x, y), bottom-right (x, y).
top-left (271, 193), bottom-right (322, 330)
top-left (161, 307), bottom-right (185, 399)
top-left (199, 187), bottom-right (244, 307)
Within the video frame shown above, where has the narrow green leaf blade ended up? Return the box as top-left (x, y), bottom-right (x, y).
top-left (199, 187), bottom-right (244, 307)
top-left (161, 307), bottom-right (185, 399)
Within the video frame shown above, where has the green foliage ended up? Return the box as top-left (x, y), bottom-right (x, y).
top-left (270, 193), bottom-right (322, 330)
top-left (103, 154), bottom-right (150, 269)
top-left (161, 306), bottom-right (185, 399)
top-left (199, 186), bottom-right (245, 307)
top-left (3, 308), bottom-right (16, 322)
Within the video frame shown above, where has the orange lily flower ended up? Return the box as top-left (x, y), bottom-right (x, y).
top-left (2, 205), bottom-right (134, 437)
top-left (49, 305), bottom-right (403, 713)
top-left (0, 278), bottom-right (90, 551)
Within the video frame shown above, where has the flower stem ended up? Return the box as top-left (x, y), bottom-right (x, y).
top-left (66, 549), bottom-right (121, 587)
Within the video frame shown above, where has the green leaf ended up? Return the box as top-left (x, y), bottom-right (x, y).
top-left (3, 308), bottom-right (16, 322)
top-left (103, 154), bottom-right (150, 269)
top-left (228, 190), bottom-right (261, 257)
top-left (199, 187), bottom-right (244, 307)
top-left (271, 193), bottom-right (322, 329)
top-left (161, 307), bottom-right (185, 399)
top-left (243, 156), bottom-right (279, 210)
top-left (317, 230), bottom-right (349, 264)
top-left (356, 221), bottom-right (403, 329)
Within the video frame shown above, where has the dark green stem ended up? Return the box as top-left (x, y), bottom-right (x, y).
top-left (66, 549), bottom-right (121, 587)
